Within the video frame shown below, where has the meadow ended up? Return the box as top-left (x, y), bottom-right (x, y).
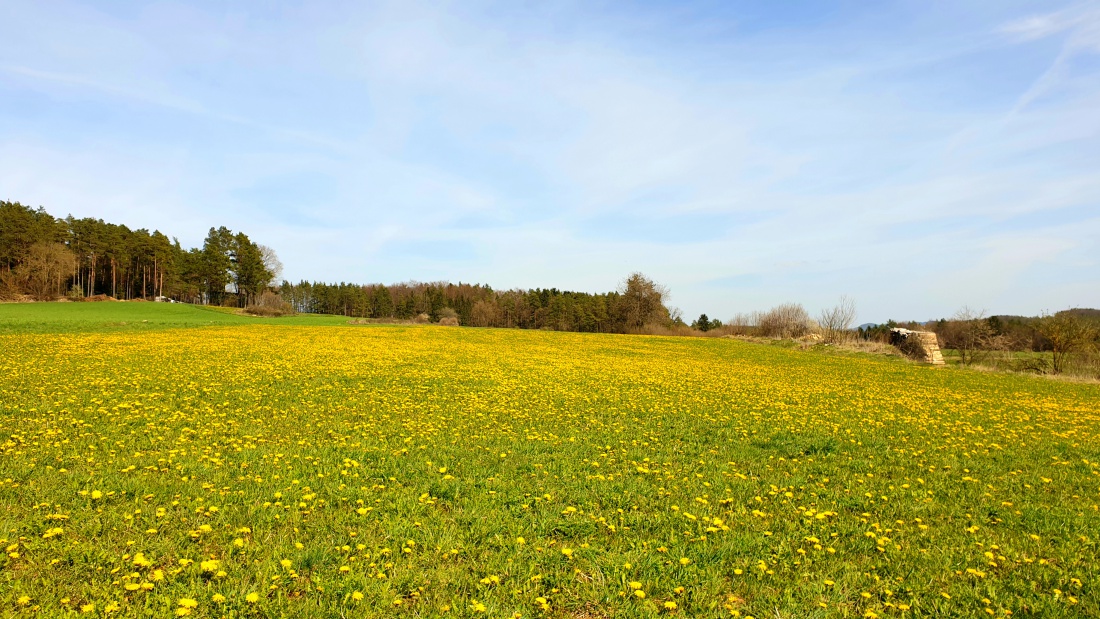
top-left (1, 304), bottom-right (1098, 618)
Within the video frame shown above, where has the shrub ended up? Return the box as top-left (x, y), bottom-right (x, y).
top-left (894, 333), bottom-right (928, 361)
top-left (758, 303), bottom-right (816, 339)
top-left (243, 291), bottom-right (295, 317)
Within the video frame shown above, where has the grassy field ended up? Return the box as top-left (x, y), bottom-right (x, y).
top-left (1, 303), bottom-right (1098, 618)
top-left (939, 349), bottom-right (1098, 381)
top-left (0, 302), bottom-right (350, 334)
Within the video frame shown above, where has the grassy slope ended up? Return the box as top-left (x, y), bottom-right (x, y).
top-left (0, 301), bottom-right (351, 334)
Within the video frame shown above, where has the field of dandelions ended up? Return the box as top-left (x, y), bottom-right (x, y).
top-left (2, 307), bottom-right (1098, 618)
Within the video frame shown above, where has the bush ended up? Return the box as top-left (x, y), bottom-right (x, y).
top-left (243, 291), bottom-right (295, 317)
top-left (758, 303), bottom-right (816, 339)
top-left (895, 334), bottom-right (927, 360)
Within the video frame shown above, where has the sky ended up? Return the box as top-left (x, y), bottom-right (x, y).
top-left (1, 1), bottom-right (1098, 323)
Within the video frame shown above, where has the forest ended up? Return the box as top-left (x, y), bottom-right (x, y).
top-left (0, 201), bottom-right (670, 334)
top-left (0, 201), bottom-right (278, 306)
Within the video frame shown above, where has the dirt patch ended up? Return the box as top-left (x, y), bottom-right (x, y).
top-left (569, 603), bottom-right (611, 619)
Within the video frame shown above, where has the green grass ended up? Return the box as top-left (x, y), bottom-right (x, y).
top-left (0, 301), bottom-right (351, 334)
top-left (2, 304), bottom-right (1099, 618)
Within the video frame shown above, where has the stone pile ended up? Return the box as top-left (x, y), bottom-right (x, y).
top-left (889, 328), bottom-right (945, 365)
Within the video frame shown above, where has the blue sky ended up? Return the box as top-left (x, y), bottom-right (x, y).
top-left (2, 1), bottom-right (1098, 322)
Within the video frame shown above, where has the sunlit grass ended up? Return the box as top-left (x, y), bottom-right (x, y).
top-left (0, 302), bottom-right (349, 335)
top-left (1, 314), bottom-right (1098, 617)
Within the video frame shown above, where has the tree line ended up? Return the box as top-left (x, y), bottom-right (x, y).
top-left (2, 200), bottom-right (673, 334)
top-left (0, 201), bottom-right (280, 305)
top-left (279, 272), bottom-right (671, 334)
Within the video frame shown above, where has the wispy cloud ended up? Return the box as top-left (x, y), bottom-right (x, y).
top-left (1000, 4), bottom-right (1100, 115)
top-left (1001, 4), bottom-right (1100, 48)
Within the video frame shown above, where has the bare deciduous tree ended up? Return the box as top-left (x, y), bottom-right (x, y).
top-left (726, 312), bottom-right (761, 336)
top-left (469, 299), bottom-right (500, 328)
top-left (258, 244), bottom-right (283, 285)
top-left (944, 306), bottom-right (996, 366)
top-left (819, 296), bottom-right (857, 343)
top-left (15, 242), bottom-right (76, 300)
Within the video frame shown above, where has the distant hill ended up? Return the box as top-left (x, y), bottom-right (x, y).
top-left (859, 310), bottom-right (1099, 331)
